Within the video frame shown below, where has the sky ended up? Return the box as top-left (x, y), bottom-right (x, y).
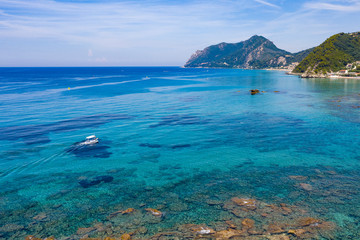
top-left (0, 0), bottom-right (359, 67)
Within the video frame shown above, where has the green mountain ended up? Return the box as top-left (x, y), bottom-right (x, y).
top-left (184, 35), bottom-right (310, 69)
top-left (293, 32), bottom-right (360, 77)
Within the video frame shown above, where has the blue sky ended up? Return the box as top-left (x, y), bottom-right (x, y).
top-left (0, 0), bottom-right (359, 66)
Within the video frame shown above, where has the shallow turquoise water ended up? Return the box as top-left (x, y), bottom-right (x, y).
top-left (1, 67), bottom-right (360, 239)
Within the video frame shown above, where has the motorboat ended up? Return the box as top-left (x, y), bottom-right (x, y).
top-left (80, 135), bottom-right (99, 145)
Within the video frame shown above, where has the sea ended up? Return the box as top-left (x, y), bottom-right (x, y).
top-left (0, 67), bottom-right (360, 239)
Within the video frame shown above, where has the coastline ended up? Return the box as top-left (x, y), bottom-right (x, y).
top-left (191, 66), bottom-right (360, 80)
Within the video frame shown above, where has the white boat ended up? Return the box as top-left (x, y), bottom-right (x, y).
top-left (80, 135), bottom-right (99, 145)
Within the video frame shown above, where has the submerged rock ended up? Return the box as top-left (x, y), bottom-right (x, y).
top-left (122, 208), bottom-right (135, 214)
top-left (78, 175), bottom-right (113, 188)
top-left (231, 197), bottom-right (257, 210)
top-left (121, 233), bottom-right (131, 240)
top-left (298, 217), bottom-right (321, 227)
top-left (288, 228), bottom-right (306, 237)
top-left (139, 143), bottom-right (162, 148)
top-left (191, 226), bottom-right (215, 235)
top-left (288, 175), bottom-right (308, 181)
top-left (214, 228), bottom-right (244, 239)
top-left (0, 223), bottom-right (24, 232)
top-left (267, 223), bottom-right (286, 234)
top-left (241, 218), bottom-right (255, 230)
top-left (76, 226), bottom-right (96, 235)
top-left (145, 208), bottom-right (163, 216)
top-left (171, 144), bottom-right (192, 149)
top-left (108, 208), bottom-right (135, 218)
top-left (32, 213), bottom-right (48, 221)
top-left (25, 236), bottom-right (43, 240)
top-left (299, 183), bottom-right (313, 191)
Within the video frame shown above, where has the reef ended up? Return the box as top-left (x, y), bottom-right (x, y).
top-left (1, 165), bottom-right (358, 239)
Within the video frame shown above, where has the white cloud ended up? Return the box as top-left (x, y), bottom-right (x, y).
top-left (254, 0), bottom-right (281, 9)
top-left (304, 0), bottom-right (360, 12)
top-left (0, 0), bottom-right (359, 66)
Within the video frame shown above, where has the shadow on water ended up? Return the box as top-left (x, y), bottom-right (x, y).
top-left (0, 114), bottom-right (132, 145)
top-left (66, 140), bottom-right (112, 159)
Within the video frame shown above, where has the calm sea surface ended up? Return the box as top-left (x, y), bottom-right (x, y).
top-left (1, 67), bottom-right (360, 239)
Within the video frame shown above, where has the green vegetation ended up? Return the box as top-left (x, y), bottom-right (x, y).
top-left (293, 32), bottom-right (360, 74)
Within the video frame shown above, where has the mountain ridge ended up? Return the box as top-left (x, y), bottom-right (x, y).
top-left (184, 35), bottom-right (311, 69)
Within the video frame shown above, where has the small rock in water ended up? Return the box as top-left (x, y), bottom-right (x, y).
top-left (33, 213), bottom-right (47, 221)
top-left (288, 229), bottom-right (306, 237)
top-left (122, 208), bottom-right (135, 214)
top-left (108, 207), bottom-right (135, 218)
top-left (25, 236), bottom-right (42, 240)
top-left (190, 225), bottom-right (215, 235)
top-left (231, 197), bottom-right (257, 210)
top-left (298, 217), bottom-right (321, 226)
top-left (267, 223), bottom-right (286, 234)
top-left (121, 233), bottom-right (131, 240)
top-left (145, 208), bottom-right (163, 216)
top-left (225, 220), bottom-right (237, 229)
top-left (241, 218), bottom-right (255, 229)
top-left (250, 89), bottom-right (260, 95)
top-left (299, 183), bottom-right (313, 191)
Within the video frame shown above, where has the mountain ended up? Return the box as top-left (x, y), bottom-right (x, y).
top-left (184, 35), bottom-right (310, 69)
top-left (293, 32), bottom-right (360, 77)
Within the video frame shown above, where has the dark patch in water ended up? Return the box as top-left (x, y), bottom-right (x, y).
top-left (139, 143), bottom-right (162, 148)
top-left (290, 93), bottom-right (313, 98)
top-left (149, 114), bottom-right (209, 128)
top-left (24, 136), bottom-right (51, 145)
top-left (178, 96), bottom-right (201, 102)
top-left (78, 175), bottom-right (114, 188)
top-left (128, 153), bottom-right (160, 164)
top-left (67, 141), bottom-right (112, 158)
top-left (0, 114), bottom-right (132, 144)
top-left (171, 144), bottom-right (192, 149)
top-left (159, 163), bottom-right (182, 171)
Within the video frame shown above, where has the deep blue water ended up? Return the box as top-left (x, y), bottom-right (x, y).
top-left (1, 67), bottom-right (360, 239)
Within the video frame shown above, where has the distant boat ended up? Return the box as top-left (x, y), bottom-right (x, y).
top-left (80, 135), bottom-right (99, 145)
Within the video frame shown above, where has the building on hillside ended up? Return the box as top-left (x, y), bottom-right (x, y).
top-left (346, 63), bottom-right (353, 69)
top-left (338, 70), bottom-right (348, 75)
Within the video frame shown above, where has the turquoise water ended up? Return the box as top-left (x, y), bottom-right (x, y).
top-left (1, 67), bottom-right (360, 239)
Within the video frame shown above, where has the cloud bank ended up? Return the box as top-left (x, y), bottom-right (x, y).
top-left (0, 0), bottom-right (359, 66)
